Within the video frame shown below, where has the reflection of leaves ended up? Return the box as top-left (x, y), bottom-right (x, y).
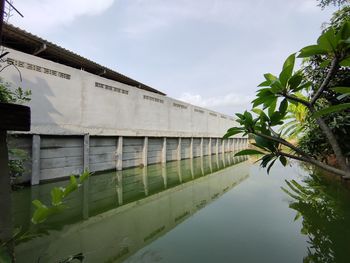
top-left (282, 173), bottom-right (350, 263)
top-left (31, 171), bottom-right (91, 224)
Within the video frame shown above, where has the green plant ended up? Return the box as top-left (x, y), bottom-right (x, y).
top-left (0, 79), bottom-right (31, 104)
top-left (224, 20), bottom-right (350, 178)
top-left (32, 170), bottom-right (91, 224)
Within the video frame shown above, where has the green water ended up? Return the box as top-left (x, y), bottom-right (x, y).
top-left (11, 154), bottom-right (350, 263)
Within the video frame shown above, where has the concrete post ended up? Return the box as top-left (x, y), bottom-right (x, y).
top-left (216, 138), bottom-right (219, 155)
top-left (177, 137), bottom-right (182, 161)
top-left (116, 171), bottom-right (123, 205)
top-left (177, 161), bottom-right (182, 183)
top-left (31, 134), bottom-right (40, 185)
top-left (162, 137), bottom-right (167, 164)
top-left (209, 138), bottom-right (212, 155)
top-left (162, 164), bottom-right (167, 189)
top-left (200, 137), bottom-right (203, 157)
top-left (208, 154), bottom-right (212, 173)
top-left (82, 134), bottom-right (90, 219)
top-left (83, 134), bottom-right (89, 171)
top-left (116, 136), bottom-right (123, 171)
top-left (190, 137), bottom-right (193, 159)
top-left (142, 166), bottom-right (148, 196)
top-left (142, 137), bottom-right (148, 166)
top-left (222, 139), bottom-right (225, 154)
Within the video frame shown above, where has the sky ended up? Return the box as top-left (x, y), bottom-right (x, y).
top-left (9, 0), bottom-right (338, 115)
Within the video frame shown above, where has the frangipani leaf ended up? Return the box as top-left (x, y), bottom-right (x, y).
top-left (313, 103), bottom-right (350, 118)
top-left (234, 149), bottom-right (265, 156)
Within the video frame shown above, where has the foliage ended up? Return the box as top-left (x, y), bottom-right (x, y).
top-left (282, 172), bottom-right (350, 262)
top-left (317, 0), bottom-right (349, 9)
top-left (224, 20), bottom-right (350, 178)
top-left (31, 170), bottom-right (91, 224)
top-left (299, 6), bottom-right (350, 164)
top-left (0, 79), bottom-right (31, 104)
top-left (279, 93), bottom-right (308, 139)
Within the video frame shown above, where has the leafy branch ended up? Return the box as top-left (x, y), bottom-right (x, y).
top-left (224, 21), bottom-right (350, 178)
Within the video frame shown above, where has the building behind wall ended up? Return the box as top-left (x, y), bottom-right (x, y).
top-left (1, 24), bottom-right (248, 184)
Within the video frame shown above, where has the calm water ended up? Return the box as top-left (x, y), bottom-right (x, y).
top-left (11, 153), bottom-right (350, 263)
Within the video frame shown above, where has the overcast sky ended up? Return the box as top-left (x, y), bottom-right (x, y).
top-left (10, 0), bottom-right (337, 115)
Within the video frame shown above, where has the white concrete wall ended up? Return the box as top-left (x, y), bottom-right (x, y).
top-left (2, 47), bottom-right (238, 137)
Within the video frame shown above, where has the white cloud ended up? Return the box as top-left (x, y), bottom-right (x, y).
top-left (178, 92), bottom-right (252, 111)
top-left (9, 0), bottom-right (115, 33)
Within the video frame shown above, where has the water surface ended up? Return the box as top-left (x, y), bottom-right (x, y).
top-left (11, 154), bottom-right (350, 263)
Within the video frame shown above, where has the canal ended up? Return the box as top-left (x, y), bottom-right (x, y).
top-left (11, 153), bottom-right (350, 262)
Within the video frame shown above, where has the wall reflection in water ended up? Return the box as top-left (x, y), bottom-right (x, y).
top-left (12, 153), bottom-right (248, 263)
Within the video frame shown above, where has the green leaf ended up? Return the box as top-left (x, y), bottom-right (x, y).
top-left (51, 187), bottom-right (64, 206)
top-left (313, 103), bottom-right (350, 118)
top-left (31, 200), bottom-right (50, 224)
top-left (288, 74), bottom-right (302, 91)
top-left (330, 87), bottom-right (350, 94)
top-left (279, 54), bottom-right (295, 87)
top-left (79, 170), bottom-right (91, 183)
top-left (319, 60), bottom-right (331, 68)
top-left (223, 128), bottom-right (243, 139)
top-left (258, 80), bottom-right (271, 87)
top-left (279, 99), bottom-right (288, 115)
top-left (267, 158), bottom-right (277, 174)
top-left (339, 21), bottom-right (350, 40)
top-left (63, 176), bottom-right (78, 197)
top-left (255, 135), bottom-right (275, 152)
top-left (234, 149), bottom-right (265, 156)
top-left (270, 80), bottom-right (283, 93)
top-left (298, 45), bottom-right (328, 58)
top-left (279, 156), bottom-right (287, 166)
top-left (268, 98), bottom-right (277, 117)
top-left (264, 73), bottom-right (277, 82)
top-left (339, 57), bottom-right (350, 67)
top-left (317, 27), bottom-right (337, 52)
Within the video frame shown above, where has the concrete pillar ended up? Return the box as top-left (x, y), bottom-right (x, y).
top-left (209, 138), bottom-right (212, 155)
top-left (116, 171), bottom-right (123, 205)
top-left (142, 166), bottom-right (148, 196)
top-left (216, 138), bottom-right (219, 155)
top-left (82, 134), bottom-right (90, 219)
top-left (200, 137), bottom-right (203, 157)
top-left (116, 136), bottom-right (123, 171)
top-left (190, 137), bottom-right (193, 159)
top-left (162, 137), bottom-right (167, 164)
top-left (177, 137), bottom-right (182, 161)
top-left (200, 157), bottom-right (204, 176)
top-left (83, 134), bottom-right (89, 171)
top-left (208, 154), bottom-right (212, 173)
top-left (177, 161), bottom-right (182, 183)
top-left (222, 139), bottom-right (225, 154)
top-left (162, 164), bottom-right (167, 189)
top-left (190, 158), bottom-right (194, 179)
top-left (31, 134), bottom-right (40, 185)
top-left (142, 137), bottom-right (148, 166)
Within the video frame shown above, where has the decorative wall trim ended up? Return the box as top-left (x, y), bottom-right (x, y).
top-left (7, 58), bottom-right (71, 80)
top-left (95, 82), bottom-right (129, 95)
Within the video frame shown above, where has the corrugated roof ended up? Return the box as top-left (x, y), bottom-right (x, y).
top-left (1, 23), bottom-right (166, 95)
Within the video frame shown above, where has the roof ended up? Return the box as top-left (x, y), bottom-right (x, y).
top-left (1, 23), bottom-right (165, 96)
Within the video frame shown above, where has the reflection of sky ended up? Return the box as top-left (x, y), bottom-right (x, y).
top-left (11, 0), bottom-right (337, 115)
top-left (125, 162), bottom-right (310, 263)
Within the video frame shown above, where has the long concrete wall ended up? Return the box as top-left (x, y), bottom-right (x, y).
top-left (8, 134), bottom-right (248, 184)
top-left (2, 47), bottom-right (238, 137)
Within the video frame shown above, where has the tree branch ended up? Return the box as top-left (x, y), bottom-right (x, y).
top-left (253, 131), bottom-right (307, 157)
top-left (310, 56), bottom-right (339, 105)
top-left (278, 92), bottom-right (311, 107)
top-left (278, 151), bottom-right (349, 178)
